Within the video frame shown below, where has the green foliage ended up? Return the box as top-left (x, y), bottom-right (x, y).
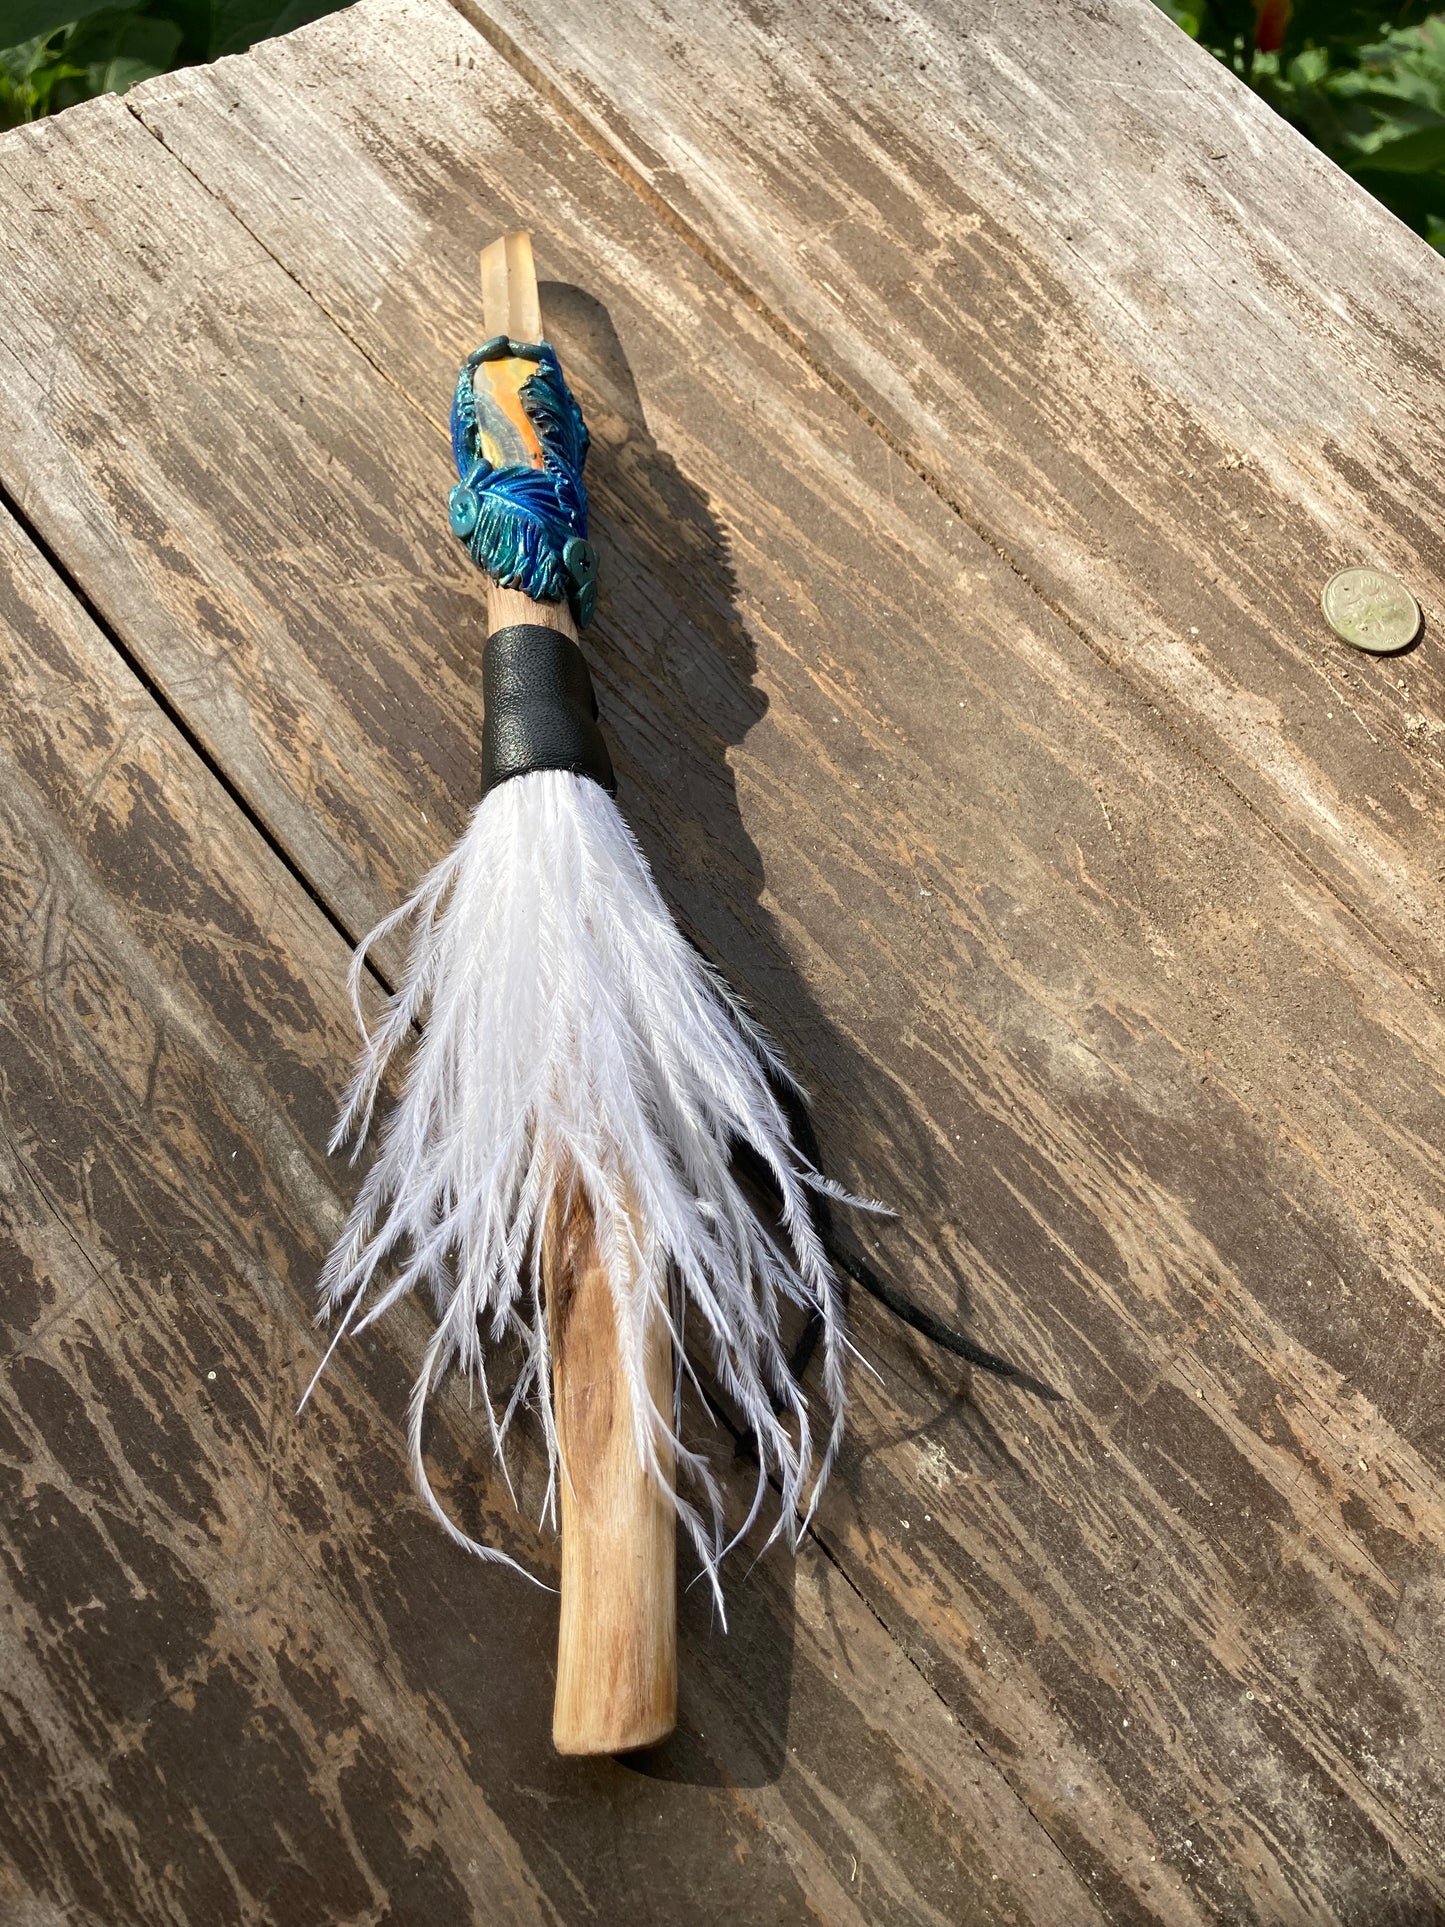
top-left (0, 0), bottom-right (342, 126)
top-left (1156, 1), bottom-right (1445, 247)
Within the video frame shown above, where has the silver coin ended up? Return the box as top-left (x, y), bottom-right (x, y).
top-left (1321, 567), bottom-right (1421, 654)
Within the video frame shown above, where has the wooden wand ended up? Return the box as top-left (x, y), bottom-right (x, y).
top-left (482, 233), bottom-right (676, 1755)
top-left (312, 229), bottom-right (849, 1757)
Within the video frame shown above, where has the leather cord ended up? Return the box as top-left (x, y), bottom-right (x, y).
top-left (480, 623), bottom-right (616, 797)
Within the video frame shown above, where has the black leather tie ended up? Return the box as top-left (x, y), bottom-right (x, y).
top-left (480, 622), bottom-right (616, 797)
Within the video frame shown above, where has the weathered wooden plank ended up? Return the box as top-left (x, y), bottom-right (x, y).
top-left (0, 95), bottom-right (474, 954)
top-left (451, 0), bottom-right (1445, 998)
top-left (0, 506), bottom-right (1102, 1922)
top-left (6, 7), bottom-right (1445, 1916)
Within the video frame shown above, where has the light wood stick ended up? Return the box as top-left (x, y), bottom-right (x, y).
top-left (478, 232), bottom-right (677, 1756)
top-left (542, 1187), bottom-right (677, 1755)
top-left (481, 228), bottom-right (542, 344)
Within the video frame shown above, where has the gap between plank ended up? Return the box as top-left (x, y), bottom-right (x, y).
top-left (448, 0), bottom-right (1445, 1021)
top-left (0, 475), bottom-right (373, 981)
top-left (803, 1517), bottom-right (1114, 1917)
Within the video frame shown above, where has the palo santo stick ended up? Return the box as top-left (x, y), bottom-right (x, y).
top-left (479, 231), bottom-right (677, 1756)
top-left (542, 1187), bottom-right (677, 1755)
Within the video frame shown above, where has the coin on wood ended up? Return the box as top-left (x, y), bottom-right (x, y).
top-left (1320, 567), bottom-right (1421, 654)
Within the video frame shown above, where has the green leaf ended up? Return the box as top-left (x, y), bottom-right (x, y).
top-left (1278, 0), bottom-right (1436, 61)
top-left (0, 30), bottom-right (65, 78)
top-left (62, 7), bottom-right (182, 91)
top-left (140, 0), bottom-right (215, 63)
top-left (1350, 120), bottom-right (1445, 171)
top-left (0, 32), bottom-right (85, 123)
top-left (262, 0), bottom-right (339, 34)
top-left (0, 0), bottom-right (116, 46)
top-left (1154, 0), bottom-right (1203, 32)
top-left (209, 0), bottom-right (339, 56)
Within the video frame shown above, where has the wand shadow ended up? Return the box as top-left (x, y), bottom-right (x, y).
top-left (540, 282), bottom-right (1057, 1789)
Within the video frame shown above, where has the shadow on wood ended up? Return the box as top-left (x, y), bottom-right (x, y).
top-left (540, 280), bottom-right (1058, 1784)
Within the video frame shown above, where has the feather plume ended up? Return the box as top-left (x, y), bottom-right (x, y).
top-left (310, 768), bottom-right (862, 1604)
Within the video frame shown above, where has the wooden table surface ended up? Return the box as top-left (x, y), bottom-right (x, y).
top-left (2, 1), bottom-right (1444, 1920)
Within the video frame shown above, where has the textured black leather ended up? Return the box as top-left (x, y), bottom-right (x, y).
top-left (480, 623), bottom-right (616, 797)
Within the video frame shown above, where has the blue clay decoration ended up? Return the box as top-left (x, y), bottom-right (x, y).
top-left (448, 339), bottom-right (596, 627)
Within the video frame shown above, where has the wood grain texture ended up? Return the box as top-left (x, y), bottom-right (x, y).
top-left (0, 0), bottom-right (1443, 1918)
top-left (0, 502), bottom-right (1099, 1922)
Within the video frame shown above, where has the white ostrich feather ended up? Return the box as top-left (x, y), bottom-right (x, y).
top-left (310, 767), bottom-right (861, 1603)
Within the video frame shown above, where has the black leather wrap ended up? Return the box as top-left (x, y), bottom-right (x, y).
top-left (480, 623), bottom-right (616, 797)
